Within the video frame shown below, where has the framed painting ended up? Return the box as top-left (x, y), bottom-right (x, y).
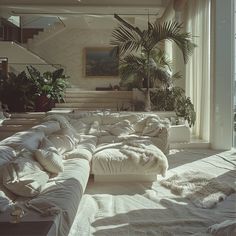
top-left (84, 47), bottom-right (119, 77)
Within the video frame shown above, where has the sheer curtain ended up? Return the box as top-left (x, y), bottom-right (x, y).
top-left (184, 0), bottom-right (211, 141)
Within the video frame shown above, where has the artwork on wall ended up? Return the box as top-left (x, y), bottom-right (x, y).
top-left (84, 47), bottom-right (119, 77)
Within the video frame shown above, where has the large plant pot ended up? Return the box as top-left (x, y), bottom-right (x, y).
top-left (35, 95), bottom-right (55, 112)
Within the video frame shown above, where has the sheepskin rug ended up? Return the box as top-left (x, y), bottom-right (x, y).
top-left (160, 170), bottom-right (235, 209)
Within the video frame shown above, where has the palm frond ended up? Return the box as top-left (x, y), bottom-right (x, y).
top-left (111, 25), bottom-right (142, 56)
top-left (114, 14), bottom-right (142, 36)
top-left (151, 21), bottom-right (196, 63)
top-left (119, 54), bottom-right (146, 80)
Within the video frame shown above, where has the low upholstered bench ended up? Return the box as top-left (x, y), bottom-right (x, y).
top-left (91, 139), bottom-right (168, 182)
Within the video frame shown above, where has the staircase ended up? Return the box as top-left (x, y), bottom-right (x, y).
top-left (54, 88), bottom-right (134, 112)
top-left (27, 21), bottom-right (66, 50)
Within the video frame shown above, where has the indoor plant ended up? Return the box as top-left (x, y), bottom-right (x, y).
top-left (0, 70), bottom-right (36, 112)
top-left (27, 66), bottom-right (70, 112)
top-left (150, 87), bottom-right (196, 127)
top-left (111, 14), bottom-right (196, 111)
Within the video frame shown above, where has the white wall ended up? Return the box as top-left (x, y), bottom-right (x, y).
top-left (29, 27), bottom-right (121, 90)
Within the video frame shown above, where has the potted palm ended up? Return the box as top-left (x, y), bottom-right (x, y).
top-left (27, 66), bottom-right (70, 112)
top-left (111, 14), bottom-right (196, 111)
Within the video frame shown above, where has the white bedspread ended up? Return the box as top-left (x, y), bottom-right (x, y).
top-left (69, 148), bottom-right (236, 236)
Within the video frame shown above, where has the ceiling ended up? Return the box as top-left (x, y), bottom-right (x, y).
top-left (0, 0), bottom-right (170, 16)
top-left (0, 0), bottom-right (171, 29)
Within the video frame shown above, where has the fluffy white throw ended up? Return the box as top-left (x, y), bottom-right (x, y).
top-left (160, 171), bottom-right (235, 208)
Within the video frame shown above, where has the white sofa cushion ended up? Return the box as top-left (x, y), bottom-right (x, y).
top-left (31, 121), bottom-right (61, 136)
top-left (47, 134), bottom-right (75, 155)
top-left (2, 153), bottom-right (49, 197)
top-left (0, 190), bottom-right (12, 212)
top-left (92, 141), bottom-right (168, 177)
top-left (34, 149), bottom-right (64, 174)
top-left (104, 120), bottom-right (135, 136)
top-left (0, 146), bottom-right (16, 167)
top-left (64, 135), bottom-right (97, 162)
top-left (142, 117), bottom-right (164, 136)
top-left (0, 130), bottom-right (44, 151)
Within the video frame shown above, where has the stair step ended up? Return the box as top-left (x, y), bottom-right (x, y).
top-left (0, 124), bottom-right (33, 132)
top-left (65, 90), bottom-right (133, 98)
top-left (2, 118), bottom-right (41, 125)
top-left (64, 97), bottom-right (132, 103)
top-left (55, 102), bottom-right (130, 108)
top-left (51, 107), bottom-right (117, 112)
top-left (10, 112), bottom-right (46, 119)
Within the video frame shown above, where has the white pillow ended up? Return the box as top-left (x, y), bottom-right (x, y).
top-left (31, 121), bottom-right (61, 135)
top-left (0, 130), bottom-right (44, 151)
top-left (54, 127), bottom-right (80, 144)
top-left (34, 149), bottom-right (64, 174)
top-left (2, 157), bottom-right (49, 197)
top-left (142, 118), bottom-right (164, 137)
top-left (47, 134), bottom-right (75, 155)
top-left (0, 146), bottom-right (16, 167)
top-left (105, 120), bottom-right (135, 136)
top-left (0, 190), bottom-right (12, 212)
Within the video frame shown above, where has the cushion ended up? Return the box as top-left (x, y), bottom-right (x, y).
top-left (0, 146), bottom-right (16, 167)
top-left (34, 149), bottom-right (64, 174)
top-left (39, 137), bottom-right (56, 150)
top-left (0, 190), bottom-right (12, 212)
top-left (31, 121), bottom-right (61, 135)
top-left (47, 134), bottom-right (76, 155)
top-left (104, 120), bottom-right (135, 136)
top-left (2, 155), bottom-right (49, 197)
top-left (44, 114), bottom-right (72, 129)
top-left (142, 117), bottom-right (164, 136)
top-left (64, 135), bottom-right (97, 162)
top-left (0, 130), bottom-right (44, 151)
top-left (54, 127), bottom-right (80, 144)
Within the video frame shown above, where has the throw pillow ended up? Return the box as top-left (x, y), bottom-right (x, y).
top-left (105, 120), bottom-right (135, 136)
top-left (34, 149), bottom-right (64, 174)
top-left (47, 134), bottom-right (75, 155)
top-left (0, 146), bottom-right (16, 167)
top-left (0, 190), bottom-right (12, 212)
top-left (2, 157), bottom-right (49, 197)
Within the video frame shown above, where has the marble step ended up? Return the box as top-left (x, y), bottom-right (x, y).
top-left (55, 102), bottom-right (131, 109)
top-left (10, 112), bottom-right (46, 119)
top-left (64, 97), bottom-right (132, 103)
top-left (2, 118), bottom-right (42, 125)
top-left (65, 90), bottom-right (133, 99)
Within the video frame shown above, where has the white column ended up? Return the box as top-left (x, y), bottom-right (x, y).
top-left (210, 0), bottom-right (234, 149)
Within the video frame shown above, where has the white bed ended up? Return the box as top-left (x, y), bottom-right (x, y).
top-left (68, 148), bottom-right (236, 236)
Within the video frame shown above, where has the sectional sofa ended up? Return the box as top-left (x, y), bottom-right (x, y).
top-left (0, 112), bottom-right (169, 236)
